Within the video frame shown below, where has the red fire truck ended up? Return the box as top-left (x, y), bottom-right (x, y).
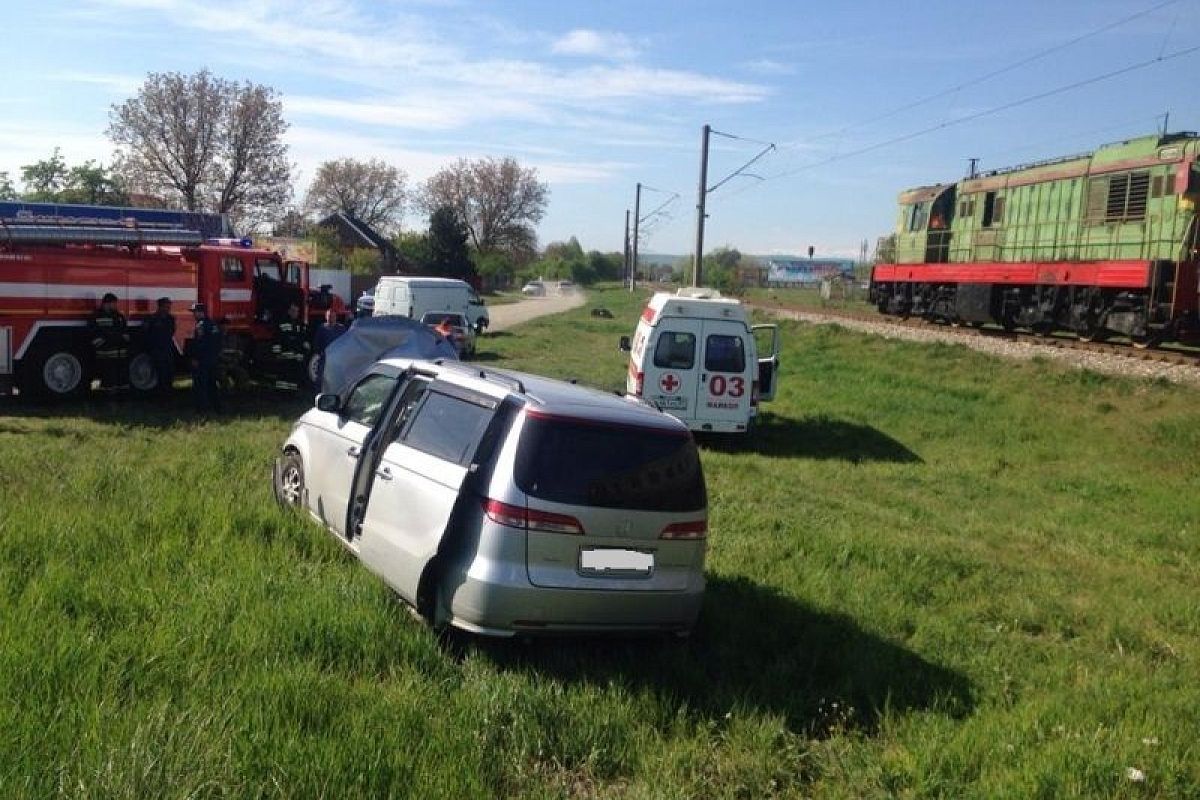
top-left (0, 224), bottom-right (345, 398)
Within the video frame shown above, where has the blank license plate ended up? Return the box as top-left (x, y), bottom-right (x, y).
top-left (579, 548), bottom-right (654, 575)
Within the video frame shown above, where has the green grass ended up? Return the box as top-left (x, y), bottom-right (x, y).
top-left (2, 287), bottom-right (1199, 797)
top-left (744, 286), bottom-right (875, 314)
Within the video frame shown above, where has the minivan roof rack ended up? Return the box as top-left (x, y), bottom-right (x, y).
top-left (433, 359), bottom-right (526, 395)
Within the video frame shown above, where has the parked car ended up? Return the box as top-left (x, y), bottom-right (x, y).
top-left (521, 281), bottom-right (545, 296)
top-left (273, 359), bottom-right (708, 637)
top-left (420, 311), bottom-right (476, 356)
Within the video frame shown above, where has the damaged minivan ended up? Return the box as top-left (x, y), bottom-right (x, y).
top-left (274, 359), bottom-right (708, 637)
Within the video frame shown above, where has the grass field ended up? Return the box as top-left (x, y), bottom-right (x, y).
top-left (743, 286), bottom-right (875, 314)
top-left (2, 286), bottom-right (1198, 797)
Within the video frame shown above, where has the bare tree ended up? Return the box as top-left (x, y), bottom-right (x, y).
top-left (108, 69), bottom-right (291, 226)
top-left (305, 158), bottom-right (407, 234)
top-left (423, 157), bottom-right (548, 263)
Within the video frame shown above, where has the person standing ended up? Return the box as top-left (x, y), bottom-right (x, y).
top-left (89, 292), bottom-right (129, 390)
top-left (312, 308), bottom-right (347, 389)
top-left (187, 303), bottom-right (223, 413)
top-left (142, 297), bottom-right (177, 398)
top-left (271, 302), bottom-right (309, 390)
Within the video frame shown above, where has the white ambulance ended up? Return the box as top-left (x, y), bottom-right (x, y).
top-left (621, 288), bottom-right (780, 434)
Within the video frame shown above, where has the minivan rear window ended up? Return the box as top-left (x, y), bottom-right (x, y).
top-left (705, 334), bottom-right (745, 373)
top-left (514, 414), bottom-right (706, 511)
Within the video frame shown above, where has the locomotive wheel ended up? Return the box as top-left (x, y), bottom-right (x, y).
top-left (1131, 335), bottom-right (1161, 350)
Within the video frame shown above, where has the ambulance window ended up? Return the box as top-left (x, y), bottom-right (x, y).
top-left (653, 332), bottom-right (696, 369)
top-left (705, 335), bottom-right (745, 373)
top-left (221, 257), bottom-right (245, 282)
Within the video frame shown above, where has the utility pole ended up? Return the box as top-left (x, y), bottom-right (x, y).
top-left (1160, 111), bottom-right (1170, 136)
top-left (623, 209), bottom-right (631, 289)
top-left (692, 123), bottom-right (711, 287)
top-left (967, 157), bottom-right (980, 179)
top-left (631, 182), bottom-right (642, 292)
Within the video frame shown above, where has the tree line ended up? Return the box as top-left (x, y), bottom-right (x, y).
top-left (3, 68), bottom-right (559, 286)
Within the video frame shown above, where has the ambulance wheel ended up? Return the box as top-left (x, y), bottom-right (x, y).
top-left (21, 345), bottom-right (89, 399)
top-left (128, 353), bottom-right (158, 393)
top-left (276, 450), bottom-right (305, 509)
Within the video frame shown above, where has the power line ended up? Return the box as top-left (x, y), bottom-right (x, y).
top-left (761, 42), bottom-right (1200, 183)
top-left (786, 0), bottom-right (1185, 150)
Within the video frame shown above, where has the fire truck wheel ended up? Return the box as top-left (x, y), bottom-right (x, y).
top-left (276, 451), bottom-right (305, 509)
top-left (128, 353), bottom-right (158, 393)
top-left (24, 346), bottom-right (88, 399)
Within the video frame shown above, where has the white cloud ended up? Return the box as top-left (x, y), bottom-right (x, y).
top-left (551, 28), bottom-right (639, 60)
top-left (742, 58), bottom-right (796, 76)
top-left (49, 71), bottom-right (141, 94)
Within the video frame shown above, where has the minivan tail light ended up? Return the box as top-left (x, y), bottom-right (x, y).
top-left (660, 519), bottom-right (707, 540)
top-left (751, 379), bottom-right (760, 407)
top-left (634, 371), bottom-right (644, 396)
top-left (483, 499), bottom-right (585, 535)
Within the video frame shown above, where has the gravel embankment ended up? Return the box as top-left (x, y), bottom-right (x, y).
top-left (752, 306), bottom-right (1200, 388)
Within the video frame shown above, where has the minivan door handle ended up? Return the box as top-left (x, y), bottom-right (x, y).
top-left (375, 467), bottom-right (393, 481)
top-left (346, 446), bottom-right (360, 458)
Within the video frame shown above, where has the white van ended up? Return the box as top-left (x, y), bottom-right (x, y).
top-left (621, 288), bottom-right (780, 434)
top-left (372, 276), bottom-right (490, 332)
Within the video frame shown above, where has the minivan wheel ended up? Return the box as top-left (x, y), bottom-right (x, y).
top-left (276, 451), bottom-right (305, 509)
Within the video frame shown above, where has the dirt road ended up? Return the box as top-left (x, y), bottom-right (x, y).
top-left (486, 290), bottom-right (586, 332)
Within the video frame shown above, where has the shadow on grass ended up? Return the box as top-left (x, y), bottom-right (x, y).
top-left (0, 385), bottom-right (313, 430)
top-left (455, 575), bottom-right (972, 736)
top-left (701, 412), bottom-right (921, 463)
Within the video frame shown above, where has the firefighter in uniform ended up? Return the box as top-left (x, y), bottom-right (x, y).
top-left (312, 308), bottom-right (347, 389)
top-left (187, 303), bottom-right (223, 413)
top-left (271, 302), bottom-right (309, 390)
top-left (89, 292), bottom-right (129, 390)
top-left (142, 297), bottom-right (176, 397)
top-left (214, 316), bottom-right (250, 390)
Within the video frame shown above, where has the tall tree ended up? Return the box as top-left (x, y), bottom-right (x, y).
top-left (0, 172), bottom-right (15, 201)
top-left (20, 149), bottom-right (70, 199)
top-left (108, 69), bottom-right (290, 224)
top-left (18, 150), bottom-right (128, 205)
top-left (422, 157), bottom-right (547, 265)
top-left (305, 158), bottom-right (407, 234)
top-left (427, 205), bottom-right (474, 280)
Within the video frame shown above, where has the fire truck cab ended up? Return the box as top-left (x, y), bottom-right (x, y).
top-left (0, 225), bottom-right (343, 398)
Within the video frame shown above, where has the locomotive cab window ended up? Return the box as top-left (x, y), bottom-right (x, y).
top-left (908, 202), bottom-right (929, 232)
top-left (982, 192), bottom-right (1004, 227)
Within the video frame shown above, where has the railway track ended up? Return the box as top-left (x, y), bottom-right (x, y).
top-left (748, 301), bottom-right (1200, 370)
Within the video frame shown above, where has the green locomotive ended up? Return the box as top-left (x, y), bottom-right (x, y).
top-left (870, 132), bottom-right (1200, 345)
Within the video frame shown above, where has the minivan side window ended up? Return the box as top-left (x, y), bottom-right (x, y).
top-left (653, 332), bottom-right (696, 369)
top-left (705, 335), bottom-right (745, 373)
top-left (398, 390), bottom-right (494, 465)
top-left (342, 373), bottom-right (396, 427)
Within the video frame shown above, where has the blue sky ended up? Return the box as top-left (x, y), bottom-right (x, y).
top-left (2, 0), bottom-right (1197, 257)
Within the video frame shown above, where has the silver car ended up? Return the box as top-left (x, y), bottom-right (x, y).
top-left (274, 359), bottom-right (708, 637)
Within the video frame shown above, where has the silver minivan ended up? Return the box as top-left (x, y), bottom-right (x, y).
top-left (274, 359), bottom-right (708, 637)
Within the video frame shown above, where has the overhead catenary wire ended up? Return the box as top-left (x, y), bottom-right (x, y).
top-left (785, 0), bottom-right (1186, 150)
top-left (702, 39), bottom-right (1200, 212)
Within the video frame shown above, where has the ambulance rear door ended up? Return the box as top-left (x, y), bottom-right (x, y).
top-left (641, 316), bottom-right (703, 422)
top-left (695, 320), bottom-right (753, 431)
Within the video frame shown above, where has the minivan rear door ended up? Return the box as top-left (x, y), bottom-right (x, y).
top-left (751, 324), bottom-right (780, 402)
top-left (356, 383), bottom-right (499, 607)
top-left (517, 413), bottom-right (707, 593)
top-left (696, 321), bottom-right (753, 426)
